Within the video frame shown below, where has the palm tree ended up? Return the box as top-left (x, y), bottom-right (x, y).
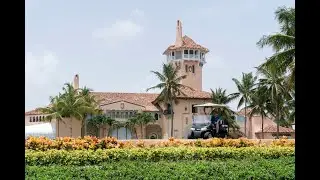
top-left (105, 117), bottom-right (116, 137)
top-left (128, 115), bottom-right (139, 139)
top-left (257, 62), bottom-right (289, 138)
top-left (87, 115), bottom-right (115, 137)
top-left (39, 95), bottom-right (64, 136)
top-left (257, 6), bottom-right (295, 89)
top-left (39, 83), bottom-right (97, 137)
top-left (231, 72), bottom-right (257, 136)
top-left (130, 112), bottom-right (155, 139)
top-left (210, 88), bottom-right (239, 130)
top-left (246, 87), bottom-right (269, 139)
top-left (79, 86), bottom-right (101, 136)
top-left (147, 63), bottom-right (193, 137)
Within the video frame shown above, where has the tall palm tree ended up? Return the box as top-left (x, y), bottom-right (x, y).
top-left (79, 86), bottom-right (101, 136)
top-left (257, 6), bottom-right (295, 89)
top-left (147, 63), bottom-right (193, 137)
top-left (210, 88), bottom-right (239, 130)
top-left (257, 62), bottom-right (289, 138)
top-left (39, 83), bottom-right (97, 137)
top-left (246, 87), bottom-right (269, 139)
top-left (231, 72), bottom-right (257, 136)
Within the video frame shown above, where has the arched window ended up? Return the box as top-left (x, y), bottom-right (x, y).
top-left (43, 116), bottom-right (45, 121)
top-left (29, 117), bottom-right (32, 122)
top-left (33, 117), bottom-right (35, 122)
top-left (39, 116), bottom-right (42, 121)
top-left (154, 113), bottom-right (158, 120)
top-left (36, 116), bottom-right (39, 122)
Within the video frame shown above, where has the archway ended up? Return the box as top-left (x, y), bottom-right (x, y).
top-left (146, 124), bottom-right (162, 139)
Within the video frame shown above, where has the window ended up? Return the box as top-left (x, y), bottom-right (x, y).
top-left (125, 112), bottom-right (128, 119)
top-left (176, 51), bottom-right (182, 59)
top-left (129, 112), bottom-right (133, 118)
top-left (185, 65), bottom-right (188, 72)
top-left (185, 107), bottom-right (187, 111)
top-left (29, 117), bottom-right (32, 122)
top-left (33, 117), bottom-right (35, 122)
top-left (154, 113), bottom-right (159, 120)
top-left (171, 51), bottom-right (175, 60)
top-left (195, 50), bottom-right (199, 59)
top-left (43, 116), bottom-right (45, 121)
top-left (184, 50), bottom-right (189, 58)
top-left (39, 116), bottom-right (42, 121)
top-left (192, 105), bottom-right (198, 113)
top-left (116, 112), bottom-right (120, 118)
top-left (189, 50), bottom-right (194, 59)
top-left (192, 65), bottom-right (195, 73)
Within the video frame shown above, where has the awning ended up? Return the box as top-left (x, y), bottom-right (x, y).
top-left (193, 103), bottom-right (228, 108)
top-left (25, 123), bottom-right (56, 139)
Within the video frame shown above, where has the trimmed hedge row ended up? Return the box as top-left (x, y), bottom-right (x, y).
top-left (25, 136), bottom-right (294, 151)
top-left (25, 146), bottom-right (294, 166)
top-left (26, 157), bottom-right (295, 180)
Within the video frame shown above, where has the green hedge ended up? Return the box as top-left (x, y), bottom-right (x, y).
top-left (26, 157), bottom-right (295, 180)
top-left (25, 147), bottom-right (294, 166)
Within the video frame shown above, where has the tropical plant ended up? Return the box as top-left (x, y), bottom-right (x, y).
top-left (129, 112), bottom-right (155, 139)
top-left (39, 83), bottom-right (98, 137)
top-left (231, 72), bottom-right (257, 136)
top-left (246, 87), bottom-right (269, 139)
top-left (147, 63), bottom-right (193, 137)
top-left (127, 115), bottom-right (139, 139)
top-left (210, 88), bottom-right (239, 130)
top-left (257, 62), bottom-right (289, 138)
top-left (87, 115), bottom-right (115, 137)
top-left (257, 6), bottom-right (295, 89)
top-left (79, 86), bottom-right (101, 136)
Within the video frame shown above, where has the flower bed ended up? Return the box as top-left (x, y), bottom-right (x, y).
top-left (25, 136), bottom-right (294, 151)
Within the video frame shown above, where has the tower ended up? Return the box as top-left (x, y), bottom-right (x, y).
top-left (163, 20), bottom-right (209, 91)
top-left (73, 74), bottom-right (79, 90)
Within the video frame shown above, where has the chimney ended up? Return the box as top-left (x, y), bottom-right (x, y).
top-left (73, 74), bottom-right (79, 89)
top-left (175, 20), bottom-right (183, 47)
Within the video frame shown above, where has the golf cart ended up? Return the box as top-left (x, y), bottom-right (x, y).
top-left (187, 103), bottom-right (229, 139)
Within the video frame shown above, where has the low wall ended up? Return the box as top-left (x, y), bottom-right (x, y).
top-left (117, 139), bottom-right (293, 146)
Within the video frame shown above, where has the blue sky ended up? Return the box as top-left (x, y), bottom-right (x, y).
top-left (25, 0), bottom-right (295, 111)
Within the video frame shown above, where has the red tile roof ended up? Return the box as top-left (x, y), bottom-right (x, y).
top-left (256, 125), bottom-right (295, 133)
top-left (92, 92), bottom-right (159, 111)
top-left (163, 35), bottom-right (209, 54)
top-left (25, 108), bottom-right (43, 115)
top-left (25, 90), bottom-right (212, 114)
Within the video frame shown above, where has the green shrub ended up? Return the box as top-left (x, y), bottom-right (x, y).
top-left (25, 146), bottom-right (294, 166)
top-left (25, 157), bottom-right (295, 180)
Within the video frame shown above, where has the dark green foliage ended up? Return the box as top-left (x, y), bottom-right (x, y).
top-left (25, 147), bottom-right (294, 166)
top-left (25, 157), bottom-right (295, 180)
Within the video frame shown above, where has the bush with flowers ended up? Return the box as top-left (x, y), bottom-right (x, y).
top-left (25, 136), bottom-right (294, 151)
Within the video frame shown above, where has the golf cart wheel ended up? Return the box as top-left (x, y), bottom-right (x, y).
top-left (204, 132), bottom-right (213, 139)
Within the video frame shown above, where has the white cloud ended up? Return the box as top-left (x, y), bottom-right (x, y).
top-left (25, 51), bottom-right (62, 111)
top-left (130, 9), bottom-right (144, 18)
top-left (25, 51), bottom-right (59, 86)
top-left (93, 20), bottom-right (143, 41)
top-left (92, 9), bottom-right (144, 45)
